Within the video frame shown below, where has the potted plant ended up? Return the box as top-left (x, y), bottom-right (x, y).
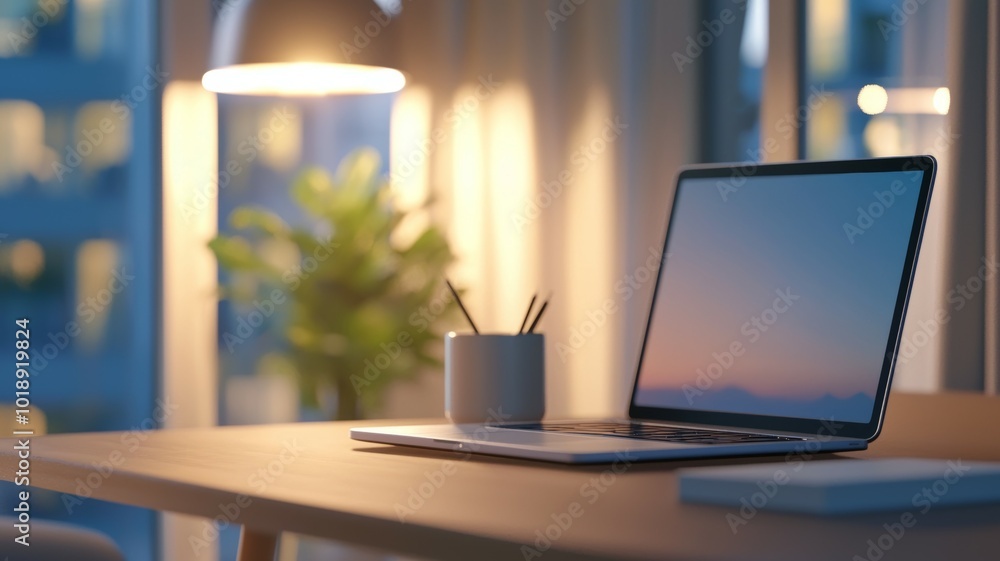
top-left (210, 148), bottom-right (456, 420)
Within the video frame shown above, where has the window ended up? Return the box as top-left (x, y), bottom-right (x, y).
top-left (703, 0), bottom-right (952, 168)
top-left (804, 0), bottom-right (951, 164)
top-left (700, 0), bottom-right (769, 162)
top-left (0, 1), bottom-right (158, 558)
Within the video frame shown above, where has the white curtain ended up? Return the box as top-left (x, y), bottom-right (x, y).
top-left (388, 0), bottom-right (700, 416)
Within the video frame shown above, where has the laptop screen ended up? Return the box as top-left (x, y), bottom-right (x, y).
top-left (632, 165), bottom-right (927, 426)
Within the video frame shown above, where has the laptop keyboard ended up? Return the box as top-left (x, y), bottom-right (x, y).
top-left (506, 421), bottom-right (804, 445)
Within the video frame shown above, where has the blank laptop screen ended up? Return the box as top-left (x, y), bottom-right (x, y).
top-left (632, 169), bottom-right (923, 424)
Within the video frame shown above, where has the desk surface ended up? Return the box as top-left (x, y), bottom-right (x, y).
top-left (2, 392), bottom-right (1000, 561)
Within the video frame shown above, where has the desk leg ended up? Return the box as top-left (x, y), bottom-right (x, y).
top-left (237, 527), bottom-right (279, 561)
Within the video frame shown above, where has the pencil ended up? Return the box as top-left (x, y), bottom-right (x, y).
top-left (445, 278), bottom-right (479, 334)
top-left (526, 298), bottom-right (549, 333)
top-left (518, 294), bottom-right (537, 334)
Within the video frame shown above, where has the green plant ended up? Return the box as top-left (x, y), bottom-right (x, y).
top-left (209, 148), bottom-right (456, 420)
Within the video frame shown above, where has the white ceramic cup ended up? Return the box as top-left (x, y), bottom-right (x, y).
top-left (444, 332), bottom-right (545, 424)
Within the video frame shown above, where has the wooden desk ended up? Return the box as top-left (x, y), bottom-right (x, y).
top-left (2, 392), bottom-right (999, 561)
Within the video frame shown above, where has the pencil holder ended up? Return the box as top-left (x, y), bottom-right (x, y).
top-left (444, 332), bottom-right (545, 424)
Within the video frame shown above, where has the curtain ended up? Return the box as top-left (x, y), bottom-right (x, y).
top-left (387, 0), bottom-right (700, 416)
top-left (938, 0), bottom-right (1000, 392)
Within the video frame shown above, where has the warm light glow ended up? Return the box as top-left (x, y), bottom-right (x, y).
top-left (450, 84), bottom-right (486, 320)
top-left (202, 62), bottom-right (406, 96)
top-left (0, 101), bottom-right (45, 189)
top-left (932, 87), bottom-right (951, 115)
top-left (863, 117), bottom-right (902, 157)
top-left (806, 95), bottom-right (845, 160)
top-left (884, 87), bottom-right (948, 114)
top-left (161, 80), bottom-right (219, 429)
top-left (255, 104), bottom-right (302, 171)
top-left (857, 84), bottom-right (888, 115)
top-left (9, 239), bottom-right (44, 283)
top-left (76, 239), bottom-right (119, 349)
top-left (487, 84), bottom-right (537, 330)
top-left (76, 101), bottom-right (130, 172)
top-left (565, 87), bottom-right (617, 416)
top-left (858, 86), bottom-right (950, 115)
top-left (807, 0), bottom-right (847, 78)
top-left (158, 79), bottom-right (224, 560)
top-left (390, 85), bottom-right (433, 248)
top-left (75, 0), bottom-right (107, 59)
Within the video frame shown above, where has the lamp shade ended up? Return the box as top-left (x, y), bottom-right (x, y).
top-left (203, 0), bottom-right (406, 96)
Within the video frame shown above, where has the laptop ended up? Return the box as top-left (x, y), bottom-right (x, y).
top-left (352, 156), bottom-right (937, 463)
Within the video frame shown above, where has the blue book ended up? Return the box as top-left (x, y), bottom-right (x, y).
top-left (678, 458), bottom-right (1000, 515)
